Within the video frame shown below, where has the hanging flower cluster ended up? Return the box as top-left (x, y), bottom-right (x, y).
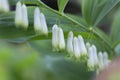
top-left (67, 31), bottom-right (88, 59)
top-left (52, 28), bottom-right (111, 72)
top-left (67, 31), bottom-right (111, 72)
top-left (0, 0), bottom-right (10, 13)
top-left (86, 43), bottom-right (111, 72)
top-left (15, 2), bottom-right (48, 35)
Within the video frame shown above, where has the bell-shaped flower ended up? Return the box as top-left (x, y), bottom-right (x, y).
top-left (34, 7), bottom-right (42, 33)
top-left (73, 37), bottom-right (80, 58)
top-left (58, 27), bottom-right (65, 51)
top-left (92, 45), bottom-right (99, 65)
top-left (15, 1), bottom-right (22, 27)
top-left (52, 24), bottom-right (59, 51)
top-left (78, 35), bottom-right (87, 55)
top-left (67, 31), bottom-right (74, 55)
top-left (103, 52), bottom-right (111, 67)
top-left (15, 2), bottom-right (29, 29)
top-left (0, 0), bottom-right (10, 13)
top-left (87, 46), bottom-right (95, 70)
top-left (98, 52), bottom-right (104, 70)
top-left (40, 13), bottom-right (48, 35)
top-left (34, 7), bottom-right (48, 35)
top-left (21, 4), bottom-right (29, 29)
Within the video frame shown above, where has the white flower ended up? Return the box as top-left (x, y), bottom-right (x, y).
top-left (0, 0), bottom-right (10, 13)
top-left (40, 13), bottom-right (48, 35)
top-left (67, 31), bottom-right (74, 55)
top-left (103, 52), bottom-right (111, 67)
top-left (34, 7), bottom-right (42, 33)
top-left (15, 1), bottom-right (22, 27)
top-left (15, 2), bottom-right (29, 29)
top-left (78, 35), bottom-right (87, 55)
top-left (21, 4), bottom-right (29, 29)
top-left (34, 7), bottom-right (48, 35)
top-left (52, 24), bottom-right (65, 51)
top-left (98, 52), bottom-right (104, 70)
top-left (91, 45), bottom-right (99, 65)
top-left (87, 45), bottom-right (99, 70)
top-left (52, 24), bottom-right (59, 51)
top-left (73, 37), bottom-right (80, 58)
top-left (87, 46), bottom-right (95, 70)
top-left (58, 27), bottom-right (65, 51)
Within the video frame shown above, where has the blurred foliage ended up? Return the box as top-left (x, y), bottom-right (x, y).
top-left (0, 41), bottom-right (94, 80)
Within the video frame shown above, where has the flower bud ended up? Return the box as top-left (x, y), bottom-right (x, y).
top-left (40, 13), bottom-right (48, 35)
top-left (52, 24), bottom-right (59, 51)
top-left (15, 1), bottom-right (22, 27)
top-left (78, 35), bottom-right (87, 55)
top-left (21, 4), bottom-right (28, 29)
top-left (73, 37), bottom-right (80, 58)
top-left (34, 7), bottom-right (42, 33)
top-left (58, 27), bottom-right (65, 51)
top-left (0, 0), bottom-right (10, 13)
top-left (67, 31), bottom-right (74, 56)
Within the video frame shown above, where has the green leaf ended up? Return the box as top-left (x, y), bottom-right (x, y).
top-left (42, 55), bottom-right (95, 80)
top-left (94, 0), bottom-right (120, 26)
top-left (57, 0), bottom-right (69, 13)
top-left (66, 14), bottom-right (87, 27)
top-left (110, 7), bottom-right (120, 43)
top-left (82, 0), bottom-right (120, 26)
top-left (82, 0), bottom-right (96, 26)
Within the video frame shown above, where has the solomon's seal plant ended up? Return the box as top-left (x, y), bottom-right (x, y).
top-left (0, 0), bottom-right (120, 80)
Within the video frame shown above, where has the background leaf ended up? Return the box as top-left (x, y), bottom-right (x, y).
top-left (57, 0), bottom-right (69, 13)
top-left (94, 0), bottom-right (120, 26)
top-left (82, 0), bottom-right (120, 26)
top-left (0, 42), bottom-right (95, 80)
top-left (114, 42), bottom-right (120, 55)
top-left (110, 7), bottom-right (120, 43)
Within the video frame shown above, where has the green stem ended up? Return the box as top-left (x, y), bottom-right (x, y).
top-left (37, 0), bottom-right (112, 49)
